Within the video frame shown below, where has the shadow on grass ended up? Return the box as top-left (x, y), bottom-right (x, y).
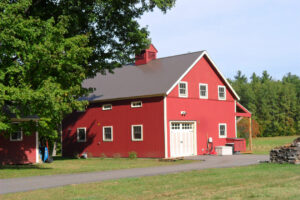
top-left (0, 164), bottom-right (51, 170)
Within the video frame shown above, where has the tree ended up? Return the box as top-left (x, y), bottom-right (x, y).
top-left (27, 0), bottom-right (176, 77)
top-left (0, 0), bottom-right (92, 141)
top-left (0, 0), bottom-right (176, 148)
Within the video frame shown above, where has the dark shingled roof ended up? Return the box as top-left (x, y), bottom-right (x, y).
top-left (82, 51), bottom-right (204, 102)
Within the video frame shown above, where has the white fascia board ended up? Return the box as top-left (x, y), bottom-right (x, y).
top-left (203, 52), bottom-right (240, 100)
top-left (166, 51), bottom-right (206, 95)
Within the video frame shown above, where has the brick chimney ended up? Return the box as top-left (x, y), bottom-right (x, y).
top-left (135, 44), bottom-right (158, 65)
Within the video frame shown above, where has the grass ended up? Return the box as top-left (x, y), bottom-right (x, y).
top-left (2, 163), bottom-right (300, 200)
top-left (0, 157), bottom-right (192, 179)
top-left (252, 135), bottom-right (299, 154)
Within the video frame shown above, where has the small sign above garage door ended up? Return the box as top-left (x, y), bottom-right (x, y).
top-left (170, 121), bottom-right (197, 158)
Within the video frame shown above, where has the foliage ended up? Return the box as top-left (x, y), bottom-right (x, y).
top-left (128, 151), bottom-right (138, 160)
top-left (27, 0), bottom-right (176, 77)
top-left (0, 0), bottom-right (92, 140)
top-left (237, 118), bottom-right (260, 139)
top-left (0, 0), bottom-right (175, 142)
top-left (230, 71), bottom-right (300, 137)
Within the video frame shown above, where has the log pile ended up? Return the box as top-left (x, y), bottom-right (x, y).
top-left (270, 137), bottom-right (300, 164)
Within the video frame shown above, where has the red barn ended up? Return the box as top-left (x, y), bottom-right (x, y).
top-left (62, 44), bottom-right (251, 158)
top-left (0, 117), bottom-right (39, 165)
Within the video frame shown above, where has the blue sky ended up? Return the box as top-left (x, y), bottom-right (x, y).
top-left (139, 0), bottom-right (300, 80)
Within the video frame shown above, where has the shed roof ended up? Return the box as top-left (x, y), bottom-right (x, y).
top-left (81, 51), bottom-right (240, 102)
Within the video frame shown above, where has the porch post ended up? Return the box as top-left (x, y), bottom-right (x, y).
top-left (249, 117), bottom-right (253, 151)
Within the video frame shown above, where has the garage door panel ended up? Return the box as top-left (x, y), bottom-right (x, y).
top-left (170, 122), bottom-right (196, 158)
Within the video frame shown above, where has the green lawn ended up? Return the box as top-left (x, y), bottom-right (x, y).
top-left (252, 135), bottom-right (299, 154)
top-left (0, 157), bottom-right (192, 179)
top-left (2, 163), bottom-right (300, 200)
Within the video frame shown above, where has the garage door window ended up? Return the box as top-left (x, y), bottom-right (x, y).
top-left (132, 125), bottom-right (143, 141)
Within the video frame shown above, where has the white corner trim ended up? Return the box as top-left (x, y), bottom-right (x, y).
top-left (36, 130), bottom-right (39, 163)
top-left (163, 96), bottom-right (168, 158)
top-left (203, 52), bottom-right (240, 100)
top-left (166, 51), bottom-right (205, 95)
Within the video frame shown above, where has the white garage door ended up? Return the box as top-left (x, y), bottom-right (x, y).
top-left (170, 122), bottom-right (196, 158)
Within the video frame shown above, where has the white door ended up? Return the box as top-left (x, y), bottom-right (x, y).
top-left (170, 122), bottom-right (195, 157)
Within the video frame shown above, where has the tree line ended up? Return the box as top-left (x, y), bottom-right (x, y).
top-left (229, 71), bottom-right (300, 137)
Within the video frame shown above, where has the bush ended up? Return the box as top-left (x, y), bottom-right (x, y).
top-left (128, 151), bottom-right (137, 159)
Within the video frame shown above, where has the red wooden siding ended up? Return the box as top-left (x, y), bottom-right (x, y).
top-left (166, 56), bottom-right (237, 157)
top-left (0, 133), bottom-right (37, 165)
top-left (62, 96), bottom-right (165, 158)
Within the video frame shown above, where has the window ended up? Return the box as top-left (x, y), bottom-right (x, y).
top-left (131, 101), bottom-right (142, 108)
top-left (10, 129), bottom-right (22, 141)
top-left (182, 123), bottom-right (193, 130)
top-left (132, 125), bottom-right (143, 141)
top-left (218, 86), bottom-right (226, 100)
top-left (199, 83), bottom-right (208, 99)
top-left (219, 123), bottom-right (227, 138)
top-left (103, 126), bottom-right (113, 141)
top-left (178, 81), bottom-right (188, 97)
top-left (77, 127), bottom-right (86, 142)
top-left (171, 123), bottom-right (180, 130)
top-left (102, 104), bottom-right (112, 110)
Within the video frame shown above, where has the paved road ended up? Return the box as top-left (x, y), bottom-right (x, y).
top-left (0, 155), bottom-right (268, 194)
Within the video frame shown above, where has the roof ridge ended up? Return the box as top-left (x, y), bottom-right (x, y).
top-left (155, 50), bottom-right (205, 61)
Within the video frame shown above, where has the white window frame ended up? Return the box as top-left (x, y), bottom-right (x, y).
top-left (199, 83), bottom-right (208, 99)
top-left (131, 125), bottom-right (143, 141)
top-left (10, 128), bottom-right (23, 141)
top-left (102, 104), bottom-right (112, 110)
top-left (219, 123), bottom-right (227, 138)
top-left (77, 127), bottom-right (87, 142)
top-left (131, 101), bottom-right (142, 108)
top-left (178, 81), bottom-right (188, 98)
top-left (218, 85), bottom-right (226, 100)
top-left (103, 126), bottom-right (113, 142)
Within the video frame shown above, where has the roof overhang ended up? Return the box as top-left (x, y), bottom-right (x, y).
top-left (236, 102), bottom-right (251, 117)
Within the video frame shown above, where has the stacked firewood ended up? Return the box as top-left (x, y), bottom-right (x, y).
top-left (270, 137), bottom-right (300, 164)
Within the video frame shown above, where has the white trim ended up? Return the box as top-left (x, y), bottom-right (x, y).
top-left (218, 85), bottom-right (226, 100)
top-left (199, 83), bottom-right (208, 99)
top-left (131, 125), bottom-right (143, 141)
top-left (166, 51), bottom-right (240, 100)
top-left (10, 129), bottom-right (23, 141)
top-left (103, 126), bottom-right (113, 142)
top-left (131, 101), bottom-right (142, 108)
top-left (235, 101), bottom-right (237, 138)
top-left (219, 123), bottom-right (227, 138)
top-left (77, 127), bottom-right (87, 142)
top-left (102, 104), bottom-right (112, 110)
top-left (178, 81), bottom-right (188, 98)
top-left (163, 96), bottom-right (168, 158)
top-left (36, 130), bottom-right (39, 163)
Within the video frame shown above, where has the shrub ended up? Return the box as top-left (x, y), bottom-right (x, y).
top-left (128, 151), bottom-right (137, 159)
top-left (100, 153), bottom-right (107, 160)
